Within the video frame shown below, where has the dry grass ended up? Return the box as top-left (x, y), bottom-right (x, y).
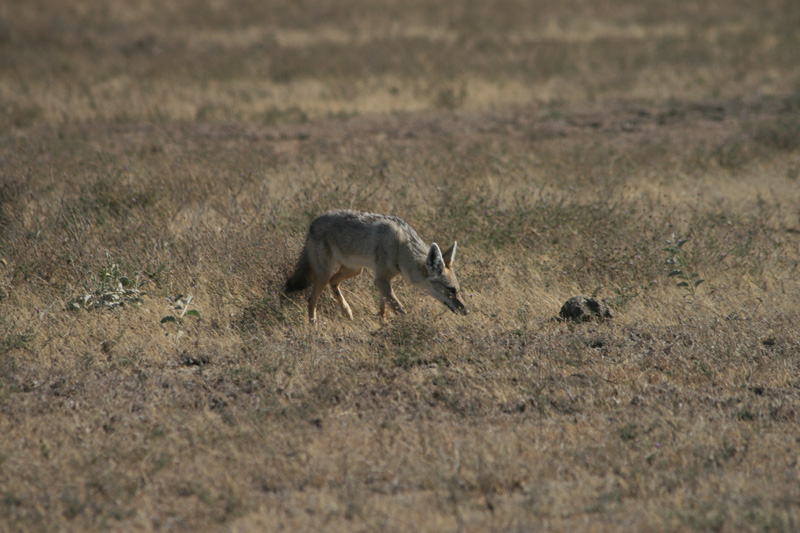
top-left (2, 0), bottom-right (800, 531)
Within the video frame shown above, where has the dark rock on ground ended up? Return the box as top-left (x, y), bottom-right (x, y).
top-left (560, 296), bottom-right (613, 322)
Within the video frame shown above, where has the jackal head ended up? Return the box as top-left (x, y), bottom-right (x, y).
top-left (424, 242), bottom-right (469, 315)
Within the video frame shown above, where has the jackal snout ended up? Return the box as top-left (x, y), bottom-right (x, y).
top-left (432, 283), bottom-right (469, 315)
top-left (450, 293), bottom-right (469, 315)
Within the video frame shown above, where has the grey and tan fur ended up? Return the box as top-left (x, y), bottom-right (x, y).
top-left (285, 210), bottom-right (469, 323)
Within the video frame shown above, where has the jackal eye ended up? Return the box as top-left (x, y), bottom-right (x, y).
top-left (447, 287), bottom-right (457, 298)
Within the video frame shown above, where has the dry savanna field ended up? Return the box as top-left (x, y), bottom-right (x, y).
top-left (2, 0), bottom-right (800, 531)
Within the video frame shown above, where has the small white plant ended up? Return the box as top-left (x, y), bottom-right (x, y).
top-left (161, 295), bottom-right (201, 326)
top-left (663, 234), bottom-right (705, 294)
top-left (68, 258), bottom-right (146, 311)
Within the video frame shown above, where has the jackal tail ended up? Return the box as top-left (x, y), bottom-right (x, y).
top-left (284, 245), bottom-right (312, 293)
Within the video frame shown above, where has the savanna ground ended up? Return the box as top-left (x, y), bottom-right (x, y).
top-left (2, 1), bottom-right (800, 531)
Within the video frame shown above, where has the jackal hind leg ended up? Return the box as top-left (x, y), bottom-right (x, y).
top-left (307, 277), bottom-right (329, 324)
top-left (329, 267), bottom-right (363, 320)
top-left (375, 277), bottom-right (405, 321)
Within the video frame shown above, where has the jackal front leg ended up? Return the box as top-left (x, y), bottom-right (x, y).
top-left (375, 277), bottom-right (405, 321)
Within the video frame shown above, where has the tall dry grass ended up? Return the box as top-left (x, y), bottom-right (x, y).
top-left (1, 0), bottom-right (800, 531)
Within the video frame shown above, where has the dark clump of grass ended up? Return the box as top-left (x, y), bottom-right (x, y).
top-left (0, 321), bottom-right (35, 358)
top-left (238, 293), bottom-right (287, 335)
top-left (749, 115), bottom-right (800, 152)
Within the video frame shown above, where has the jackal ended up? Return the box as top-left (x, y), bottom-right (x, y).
top-left (284, 210), bottom-right (469, 323)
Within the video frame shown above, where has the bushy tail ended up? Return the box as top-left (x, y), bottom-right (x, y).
top-left (284, 245), bottom-right (312, 293)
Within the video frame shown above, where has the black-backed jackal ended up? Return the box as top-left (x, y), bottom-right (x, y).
top-left (285, 210), bottom-right (469, 323)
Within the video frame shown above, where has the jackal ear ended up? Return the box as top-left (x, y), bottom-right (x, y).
top-left (442, 241), bottom-right (457, 268)
top-left (426, 243), bottom-right (444, 275)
